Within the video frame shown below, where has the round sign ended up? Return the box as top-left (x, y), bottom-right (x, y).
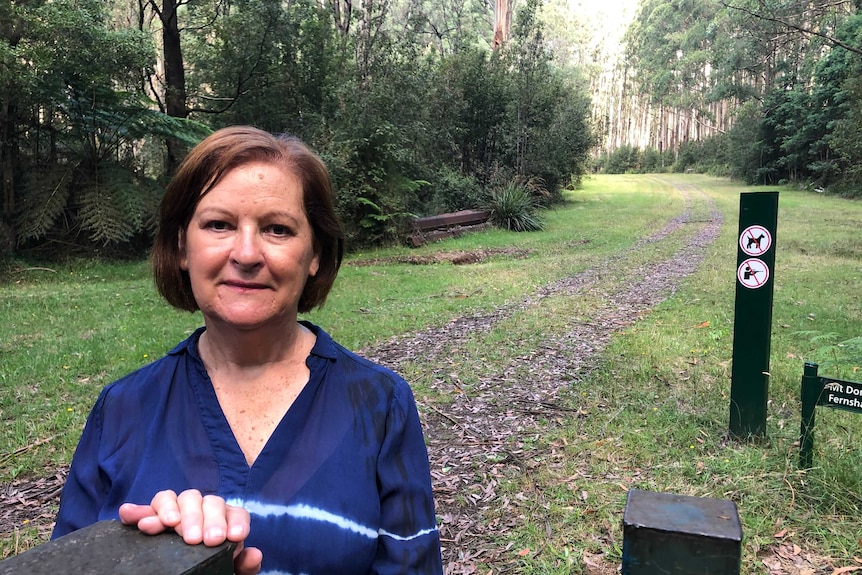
top-left (739, 225), bottom-right (772, 256)
top-left (737, 258), bottom-right (769, 289)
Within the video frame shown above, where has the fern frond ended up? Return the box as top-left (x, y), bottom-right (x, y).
top-left (77, 164), bottom-right (161, 244)
top-left (16, 165), bottom-right (74, 242)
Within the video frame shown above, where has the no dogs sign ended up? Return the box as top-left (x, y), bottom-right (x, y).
top-left (739, 225), bottom-right (772, 256)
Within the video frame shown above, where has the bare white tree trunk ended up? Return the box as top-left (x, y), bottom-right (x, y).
top-left (493, 0), bottom-right (512, 47)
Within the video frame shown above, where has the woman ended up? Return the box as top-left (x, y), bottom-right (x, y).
top-left (52, 126), bottom-right (443, 575)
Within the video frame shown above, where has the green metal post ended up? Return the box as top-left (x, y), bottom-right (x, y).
top-left (799, 363), bottom-right (821, 469)
top-left (729, 192), bottom-right (779, 438)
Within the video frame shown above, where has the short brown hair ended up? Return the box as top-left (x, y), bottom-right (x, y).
top-left (151, 126), bottom-right (345, 313)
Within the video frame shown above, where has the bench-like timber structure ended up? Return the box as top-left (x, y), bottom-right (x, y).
top-left (409, 209), bottom-right (492, 246)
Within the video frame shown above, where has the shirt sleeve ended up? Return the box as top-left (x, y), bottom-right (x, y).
top-left (51, 389), bottom-right (111, 538)
top-left (372, 380), bottom-right (443, 575)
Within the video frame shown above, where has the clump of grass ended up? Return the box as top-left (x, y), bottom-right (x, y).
top-left (486, 179), bottom-right (546, 232)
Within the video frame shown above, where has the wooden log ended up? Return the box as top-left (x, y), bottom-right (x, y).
top-left (411, 209), bottom-right (491, 232)
top-left (0, 520), bottom-right (236, 575)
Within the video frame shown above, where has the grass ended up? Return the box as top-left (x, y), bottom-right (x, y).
top-left (1, 173), bottom-right (860, 570)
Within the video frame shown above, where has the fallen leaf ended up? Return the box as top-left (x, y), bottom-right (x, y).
top-left (696, 321), bottom-right (710, 328)
top-left (831, 566), bottom-right (862, 575)
top-left (517, 548), bottom-right (530, 557)
top-left (583, 551), bottom-right (602, 567)
top-left (773, 528), bottom-right (787, 538)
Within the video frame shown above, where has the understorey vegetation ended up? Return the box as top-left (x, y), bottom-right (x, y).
top-left (0, 0), bottom-right (593, 262)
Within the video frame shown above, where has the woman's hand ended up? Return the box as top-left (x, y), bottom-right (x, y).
top-left (119, 489), bottom-right (263, 575)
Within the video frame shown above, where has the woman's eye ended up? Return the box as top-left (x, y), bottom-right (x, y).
top-left (268, 225), bottom-right (291, 236)
top-left (205, 220), bottom-right (230, 231)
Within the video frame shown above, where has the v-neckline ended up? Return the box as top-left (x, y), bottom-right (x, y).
top-left (188, 330), bottom-right (323, 474)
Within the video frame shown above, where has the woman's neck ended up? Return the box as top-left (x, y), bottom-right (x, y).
top-left (198, 320), bottom-right (312, 371)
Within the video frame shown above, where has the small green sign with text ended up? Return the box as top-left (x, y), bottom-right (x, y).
top-left (818, 378), bottom-right (862, 413)
top-left (799, 362), bottom-right (862, 468)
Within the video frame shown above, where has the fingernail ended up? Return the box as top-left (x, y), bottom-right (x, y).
top-left (229, 524), bottom-right (244, 538)
top-left (166, 511), bottom-right (180, 524)
top-left (186, 525), bottom-right (202, 541)
top-left (207, 527), bottom-right (225, 540)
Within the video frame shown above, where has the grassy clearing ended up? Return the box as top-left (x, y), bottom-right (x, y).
top-left (2, 173), bottom-right (860, 570)
top-left (419, 173), bottom-right (861, 573)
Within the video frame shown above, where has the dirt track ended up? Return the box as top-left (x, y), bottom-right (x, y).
top-left (361, 176), bottom-right (724, 573)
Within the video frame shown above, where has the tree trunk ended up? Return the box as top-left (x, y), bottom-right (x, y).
top-left (493, 0), bottom-right (511, 48)
top-left (160, 0), bottom-right (188, 172)
top-left (0, 13), bottom-right (22, 230)
top-left (1, 97), bottom-right (15, 222)
top-left (329, 0), bottom-right (351, 37)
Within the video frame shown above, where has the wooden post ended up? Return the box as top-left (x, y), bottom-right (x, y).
top-left (729, 192), bottom-right (779, 438)
top-left (799, 362), bottom-right (821, 469)
top-left (0, 520), bottom-right (236, 575)
top-left (622, 489), bottom-right (742, 575)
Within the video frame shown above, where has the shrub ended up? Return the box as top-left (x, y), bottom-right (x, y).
top-left (427, 168), bottom-right (484, 214)
top-left (485, 181), bottom-right (544, 232)
top-left (604, 145), bottom-right (642, 174)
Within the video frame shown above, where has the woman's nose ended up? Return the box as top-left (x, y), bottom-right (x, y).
top-left (231, 228), bottom-right (263, 267)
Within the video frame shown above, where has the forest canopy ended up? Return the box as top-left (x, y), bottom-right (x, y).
top-left (598, 0), bottom-right (862, 191)
top-left (2, 0), bottom-right (861, 260)
top-left (0, 0), bottom-right (594, 258)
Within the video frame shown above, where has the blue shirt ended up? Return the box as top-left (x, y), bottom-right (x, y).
top-left (53, 323), bottom-right (443, 575)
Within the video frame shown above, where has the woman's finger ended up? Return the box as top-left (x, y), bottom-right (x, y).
top-left (150, 489), bottom-right (182, 527)
top-left (175, 489), bottom-right (205, 544)
top-left (234, 544), bottom-right (263, 575)
top-left (225, 504), bottom-right (251, 543)
top-left (200, 494), bottom-right (228, 546)
top-left (118, 502), bottom-right (155, 526)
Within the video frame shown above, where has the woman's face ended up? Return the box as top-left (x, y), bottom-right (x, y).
top-left (179, 161), bottom-right (320, 332)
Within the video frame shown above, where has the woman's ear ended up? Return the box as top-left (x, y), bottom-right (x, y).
top-left (308, 251), bottom-right (320, 278)
top-left (178, 229), bottom-right (188, 271)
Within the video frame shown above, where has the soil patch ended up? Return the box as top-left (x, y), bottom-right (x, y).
top-left (349, 247), bottom-right (535, 266)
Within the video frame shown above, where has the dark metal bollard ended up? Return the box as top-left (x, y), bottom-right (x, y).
top-left (0, 520), bottom-right (236, 575)
top-left (622, 489), bottom-right (743, 575)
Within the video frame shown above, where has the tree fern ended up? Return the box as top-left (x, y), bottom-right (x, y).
top-left (16, 165), bottom-right (74, 242)
top-left (77, 164), bottom-right (161, 244)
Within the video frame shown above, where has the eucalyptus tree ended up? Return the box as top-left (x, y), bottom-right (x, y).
top-left (807, 9), bottom-right (862, 191)
top-left (625, 0), bottom-right (722, 153)
top-left (131, 0), bottom-right (283, 172)
top-left (391, 0), bottom-right (492, 56)
top-left (719, 0), bottom-right (860, 57)
top-left (723, 0), bottom-right (860, 185)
